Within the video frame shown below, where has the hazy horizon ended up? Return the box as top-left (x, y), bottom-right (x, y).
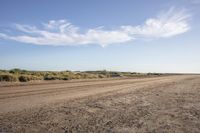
top-left (1, 68), bottom-right (200, 75)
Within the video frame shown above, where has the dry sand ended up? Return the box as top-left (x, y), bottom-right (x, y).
top-left (0, 75), bottom-right (200, 132)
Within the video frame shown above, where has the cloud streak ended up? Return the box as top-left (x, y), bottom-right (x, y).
top-left (0, 7), bottom-right (190, 47)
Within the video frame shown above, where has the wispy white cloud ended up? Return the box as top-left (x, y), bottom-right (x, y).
top-left (0, 7), bottom-right (190, 47)
top-left (121, 7), bottom-right (190, 38)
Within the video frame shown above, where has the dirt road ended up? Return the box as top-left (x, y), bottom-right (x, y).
top-left (0, 75), bottom-right (200, 132)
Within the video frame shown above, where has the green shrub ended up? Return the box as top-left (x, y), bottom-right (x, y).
top-left (0, 69), bottom-right (162, 82)
top-left (18, 75), bottom-right (31, 82)
top-left (0, 74), bottom-right (18, 82)
top-left (61, 77), bottom-right (69, 80)
top-left (44, 75), bottom-right (59, 80)
top-left (9, 68), bottom-right (27, 74)
top-left (32, 76), bottom-right (43, 80)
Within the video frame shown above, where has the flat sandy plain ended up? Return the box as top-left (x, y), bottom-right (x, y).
top-left (0, 75), bottom-right (200, 132)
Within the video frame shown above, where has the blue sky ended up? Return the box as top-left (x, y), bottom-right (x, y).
top-left (0, 0), bottom-right (200, 73)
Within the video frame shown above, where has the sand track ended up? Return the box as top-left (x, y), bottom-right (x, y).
top-left (0, 75), bottom-right (200, 132)
top-left (0, 76), bottom-right (173, 99)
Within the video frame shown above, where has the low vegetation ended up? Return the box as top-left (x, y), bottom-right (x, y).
top-left (0, 69), bottom-right (164, 82)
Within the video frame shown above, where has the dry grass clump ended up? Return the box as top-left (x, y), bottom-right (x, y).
top-left (0, 74), bottom-right (18, 82)
top-left (0, 69), bottom-right (163, 82)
